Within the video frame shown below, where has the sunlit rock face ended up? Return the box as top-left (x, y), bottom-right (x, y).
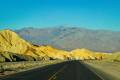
top-left (32, 45), bottom-right (71, 60)
top-left (70, 48), bottom-right (109, 60)
top-left (70, 48), bottom-right (94, 60)
top-left (0, 30), bottom-right (70, 60)
top-left (0, 30), bottom-right (31, 54)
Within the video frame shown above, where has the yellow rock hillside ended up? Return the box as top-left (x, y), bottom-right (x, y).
top-left (0, 30), bottom-right (32, 54)
top-left (0, 30), bottom-right (70, 60)
top-left (70, 48), bottom-right (95, 60)
top-left (0, 29), bottom-right (115, 61)
top-left (70, 48), bottom-right (109, 60)
top-left (32, 45), bottom-right (70, 59)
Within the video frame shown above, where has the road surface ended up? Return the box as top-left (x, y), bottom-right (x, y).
top-left (0, 61), bottom-right (104, 80)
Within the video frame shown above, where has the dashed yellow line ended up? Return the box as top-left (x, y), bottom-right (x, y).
top-left (48, 64), bottom-right (68, 80)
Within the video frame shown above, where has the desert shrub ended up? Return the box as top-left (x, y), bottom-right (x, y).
top-left (0, 52), bottom-right (13, 62)
top-left (113, 56), bottom-right (120, 62)
top-left (0, 54), bottom-right (5, 62)
top-left (33, 57), bottom-right (43, 61)
top-left (0, 65), bottom-right (5, 73)
top-left (49, 57), bottom-right (55, 60)
top-left (12, 54), bottom-right (35, 61)
top-left (114, 59), bottom-right (120, 62)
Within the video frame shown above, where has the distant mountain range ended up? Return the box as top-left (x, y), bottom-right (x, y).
top-left (15, 27), bottom-right (120, 52)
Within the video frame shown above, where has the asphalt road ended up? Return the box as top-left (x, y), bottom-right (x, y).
top-left (0, 61), bottom-right (104, 80)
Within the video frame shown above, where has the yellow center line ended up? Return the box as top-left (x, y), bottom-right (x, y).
top-left (48, 64), bottom-right (68, 80)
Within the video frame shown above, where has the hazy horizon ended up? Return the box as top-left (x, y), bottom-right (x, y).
top-left (0, 25), bottom-right (120, 32)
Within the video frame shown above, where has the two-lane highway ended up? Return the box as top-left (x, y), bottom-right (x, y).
top-left (0, 61), bottom-right (104, 80)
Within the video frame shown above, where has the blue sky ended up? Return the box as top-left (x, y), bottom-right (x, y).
top-left (0, 0), bottom-right (120, 31)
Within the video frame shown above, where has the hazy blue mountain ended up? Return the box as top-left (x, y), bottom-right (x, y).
top-left (15, 27), bottom-right (120, 52)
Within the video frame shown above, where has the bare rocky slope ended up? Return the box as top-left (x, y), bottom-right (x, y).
top-left (0, 29), bottom-right (119, 62)
top-left (16, 27), bottom-right (120, 52)
top-left (0, 30), bottom-right (70, 62)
